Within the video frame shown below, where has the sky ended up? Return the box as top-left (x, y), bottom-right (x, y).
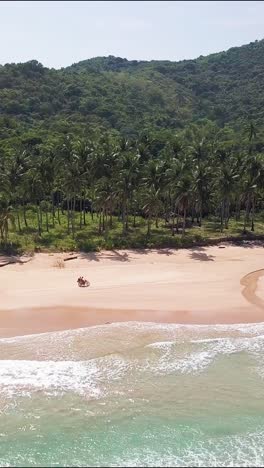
top-left (1, 1), bottom-right (264, 68)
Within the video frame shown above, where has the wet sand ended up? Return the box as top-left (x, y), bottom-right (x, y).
top-left (0, 245), bottom-right (264, 337)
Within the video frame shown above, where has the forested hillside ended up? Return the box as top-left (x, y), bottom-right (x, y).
top-left (1, 38), bottom-right (264, 147)
top-left (0, 39), bottom-right (264, 253)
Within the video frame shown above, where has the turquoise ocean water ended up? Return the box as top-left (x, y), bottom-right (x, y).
top-left (0, 321), bottom-right (264, 467)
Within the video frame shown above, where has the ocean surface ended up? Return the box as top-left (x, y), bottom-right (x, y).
top-left (1, 321), bottom-right (264, 467)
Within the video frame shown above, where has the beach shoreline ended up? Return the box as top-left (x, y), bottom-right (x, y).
top-left (0, 245), bottom-right (264, 338)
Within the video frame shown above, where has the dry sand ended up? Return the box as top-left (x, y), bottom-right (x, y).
top-left (0, 244), bottom-right (264, 337)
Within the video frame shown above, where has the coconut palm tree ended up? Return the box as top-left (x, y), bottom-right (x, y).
top-left (0, 201), bottom-right (15, 242)
top-left (242, 154), bottom-right (264, 232)
top-left (116, 148), bottom-right (140, 234)
top-left (142, 159), bottom-right (166, 235)
top-left (175, 174), bottom-right (194, 236)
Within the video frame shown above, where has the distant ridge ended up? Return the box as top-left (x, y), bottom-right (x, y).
top-left (0, 38), bottom-right (264, 141)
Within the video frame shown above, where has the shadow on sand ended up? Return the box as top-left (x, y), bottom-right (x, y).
top-left (188, 246), bottom-right (215, 262)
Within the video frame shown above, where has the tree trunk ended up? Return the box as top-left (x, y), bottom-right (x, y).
top-left (79, 197), bottom-right (83, 229)
top-left (67, 199), bottom-right (70, 235)
top-left (125, 203), bottom-right (128, 231)
top-left (220, 201), bottom-right (224, 233)
top-left (147, 213), bottom-right (152, 236)
top-left (4, 221), bottom-right (8, 242)
top-left (98, 210), bottom-right (102, 234)
top-left (105, 208), bottom-right (109, 230)
top-left (89, 202), bottom-right (92, 222)
top-left (82, 195), bottom-right (86, 226)
top-left (23, 202), bottom-right (28, 228)
top-left (109, 199), bottom-right (113, 228)
top-left (133, 211), bottom-right (136, 228)
top-left (46, 211), bottom-right (49, 232)
top-left (235, 198), bottom-right (241, 221)
top-left (102, 209), bottom-right (105, 232)
top-left (40, 206), bottom-right (43, 230)
top-left (71, 197), bottom-right (76, 238)
top-left (245, 200), bottom-right (250, 222)
top-left (199, 204), bottom-right (202, 227)
top-left (176, 207), bottom-right (180, 233)
top-left (243, 197), bottom-right (250, 233)
top-left (172, 213), bottom-right (175, 236)
top-left (225, 200), bottom-right (230, 229)
top-left (182, 208), bottom-right (186, 235)
top-left (251, 196), bottom-right (255, 232)
top-left (56, 193), bottom-right (61, 225)
top-left (36, 207), bottom-right (41, 236)
top-left (17, 211), bottom-right (21, 232)
top-left (51, 193), bottom-right (55, 228)
top-left (191, 206), bottom-right (195, 224)
top-left (122, 201), bottom-right (126, 234)
top-left (57, 205), bottom-right (61, 225)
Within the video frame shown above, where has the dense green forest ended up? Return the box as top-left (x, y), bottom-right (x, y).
top-left (0, 40), bottom-right (264, 253)
top-left (1, 38), bottom-right (264, 144)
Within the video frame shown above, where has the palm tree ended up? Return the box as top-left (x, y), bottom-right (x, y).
top-left (165, 157), bottom-right (184, 235)
top-left (0, 201), bottom-right (15, 242)
top-left (91, 137), bottom-right (121, 232)
top-left (215, 149), bottom-right (239, 231)
top-left (186, 124), bottom-right (217, 226)
top-left (175, 174), bottom-right (194, 236)
top-left (73, 139), bottom-right (95, 228)
top-left (116, 147), bottom-right (140, 234)
top-left (142, 159), bottom-right (165, 235)
top-left (26, 164), bottom-right (44, 235)
top-left (62, 157), bottom-right (81, 238)
top-left (242, 154), bottom-right (264, 232)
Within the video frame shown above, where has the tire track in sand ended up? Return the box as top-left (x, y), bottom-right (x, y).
top-left (241, 269), bottom-right (264, 309)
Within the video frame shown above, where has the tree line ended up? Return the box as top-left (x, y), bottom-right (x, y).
top-left (0, 121), bottom-right (263, 245)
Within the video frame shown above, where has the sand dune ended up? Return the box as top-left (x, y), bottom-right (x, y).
top-left (0, 245), bottom-right (264, 337)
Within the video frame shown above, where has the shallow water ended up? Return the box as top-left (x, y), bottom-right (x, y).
top-left (1, 322), bottom-right (264, 466)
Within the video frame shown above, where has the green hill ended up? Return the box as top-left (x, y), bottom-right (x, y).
top-left (1, 38), bottom-right (264, 144)
top-left (1, 39), bottom-right (264, 253)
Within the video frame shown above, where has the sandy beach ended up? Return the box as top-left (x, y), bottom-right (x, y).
top-left (0, 244), bottom-right (264, 337)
